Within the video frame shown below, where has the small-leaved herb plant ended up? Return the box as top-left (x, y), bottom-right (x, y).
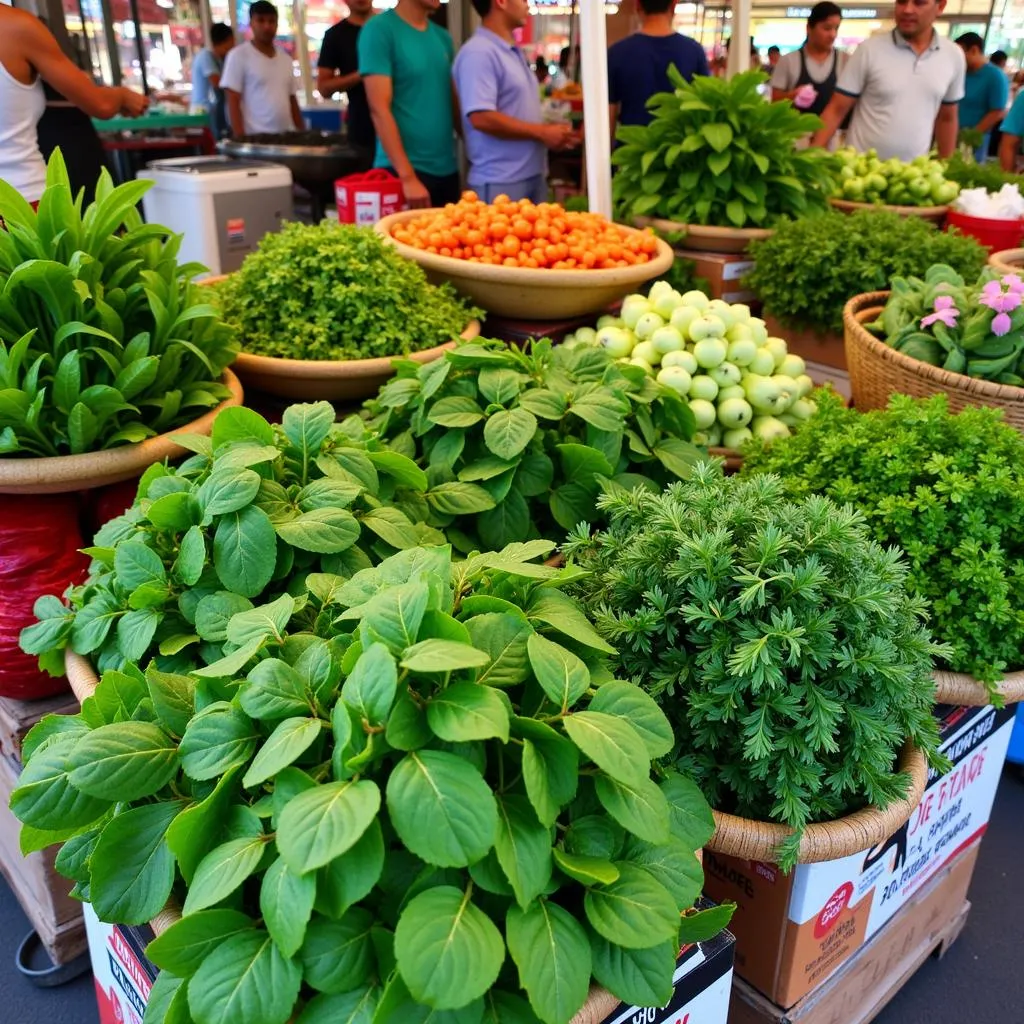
top-left (212, 222), bottom-right (482, 361)
top-left (612, 70), bottom-right (837, 228)
top-left (362, 339), bottom-right (701, 552)
top-left (13, 543), bottom-right (728, 1024)
top-left (0, 150), bottom-right (237, 456)
top-left (21, 402), bottom-right (446, 677)
top-left (746, 210), bottom-right (987, 335)
top-left (564, 467), bottom-right (947, 868)
top-left (741, 391), bottom-right (1024, 688)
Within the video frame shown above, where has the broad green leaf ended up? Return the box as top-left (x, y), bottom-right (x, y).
top-left (277, 509), bottom-right (360, 554)
top-left (661, 770), bottom-right (716, 848)
top-left (526, 590), bottom-right (614, 654)
top-left (147, 491), bottom-right (197, 531)
top-left (67, 721), bottom-right (178, 801)
top-left (166, 766), bottom-right (242, 883)
top-left (183, 834), bottom-right (268, 914)
top-left (464, 614), bottom-right (532, 688)
top-left (295, 986), bottom-right (378, 1024)
top-left (360, 580), bottom-right (429, 655)
top-left (482, 990), bottom-right (541, 1024)
top-left (584, 863), bottom-right (679, 948)
top-left (517, 719), bottom-right (578, 827)
top-left (701, 121), bottom-right (734, 152)
top-left (426, 482), bottom-right (496, 515)
top-left (483, 408), bottom-right (537, 460)
top-left (478, 367), bottom-right (524, 405)
top-left (562, 712), bottom-right (649, 788)
top-left (360, 507), bottom-right (421, 550)
top-left (277, 779), bottom-right (381, 873)
top-left (589, 936), bottom-right (676, 1007)
top-left (505, 900), bottom-right (591, 1024)
top-left (213, 506), bottom-right (277, 598)
top-left (427, 683), bottom-right (510, 743)
top-left (143, 970), bottom-right (191, 1024)
top-left (146, 909), bottom-right (255, 976)
top-left (300, 908), bottom-right (375, 994)
top-left (174, 525), bottom-right (207, 585)
top-left (477, 489), bottom-right (530, 550)
top-left (342, 642), bottom-right (398, 724)
top-left (552, 848), bottom-right (620, 886)
top-left (115, 540), bottom-right (166, 590)
top-left (116, 607), bottom-right (160, 662)
top-left (494, 795), bottom-right (551, 909)
top-left (526, 634), bottom-right (590, 710)
top-left (394, 886), bottom-right (505, 1009)
top-left (195, 592), bottom-right (254, 642)
top-left (386, 750), bottom-right (497, 868)
top-left (677, 903), bottom-right (735, 943)
top-left (366, 449), bottom-right (429, 490)
top-left (243, 717), bottom-right (322, 788)
top-left (261, 856), bottom-right (316, 957)
top-left (589, 681), bottom-right (674, 759)
top-left (241, 659), bottom-right (312, 721)
top-left (297, 478), bottom-right (362, 513)
top-left (226, 594), bottom-right (295, 646)
top-left (180, 703), bottom-right (258, 781)
top-left (211, 406), bottom-right (275, 449)
top-left (315, 820), bottom-right (385, 920)
top-left (385, 689), bottom-right (433, 751)
top-left (282, 402), bottom-right (335, 460)
top-left (191, 636), bottom-right (264, 679)
top-left (562, 815), bottom-right (623, 859)
top-left (188, 930), bottom-right (302, 1024)
top-left (373, 973), bottom-right (482, 1024)
top-left (199, 467), bottom-right (262, 517)
top-left (622, 837), bottom-right (703, 911)
top-left (91, 802), bottom-right (180, 924)
top-left (595, 774), bottom-right (671, 844)
top-left (402, 639), bottom-right (490, 673)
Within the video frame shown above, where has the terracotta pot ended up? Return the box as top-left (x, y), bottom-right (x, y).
top-left (0, 369), bottom-right (243, 495)
top-left (633, 216), bottom-right (773, 254)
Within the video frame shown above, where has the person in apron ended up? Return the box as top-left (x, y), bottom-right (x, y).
top-left (770, 3), bottom-right (848, 125)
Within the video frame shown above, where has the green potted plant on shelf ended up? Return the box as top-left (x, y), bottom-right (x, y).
top-left (563, 465), bottom-right (948, 869)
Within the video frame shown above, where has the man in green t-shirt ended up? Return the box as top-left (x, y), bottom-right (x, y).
top-left (359, 0), bottom-right (459, 208)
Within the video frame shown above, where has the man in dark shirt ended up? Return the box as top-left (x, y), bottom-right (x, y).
top-left (317, 0), bottom-right (376, 151)
top-left (608, 0), bottom-right (709, 133)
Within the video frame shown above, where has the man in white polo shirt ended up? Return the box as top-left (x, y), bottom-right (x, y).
top-left (810, 0), bottom-right (965, 160)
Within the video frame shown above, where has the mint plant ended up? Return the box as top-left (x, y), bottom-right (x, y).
top-left (564, 467), bottom-right (947, 868)
top-left (21, 402), bottom-right (442, 677)
top-left (12, 544), bottom-right (727, 1024)
top-left (0, 150), bottom-right (237, 456)
top-left (363, 339), bottom-right (700, 552)
top-left (741, 391), bottom-right (1024, 688)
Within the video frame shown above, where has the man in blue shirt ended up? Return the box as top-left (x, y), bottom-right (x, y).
top-left (190, 23), bottom-right (234, 138)
top-left (453, 0), bottom-right (574, 204)
top-left (956, 32), bottom-right (1008, 162)
top-left (608, 0), bottom-right (709, 134)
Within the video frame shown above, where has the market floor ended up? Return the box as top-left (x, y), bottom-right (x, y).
top-left (1, 768), bottom-right (1022, 1024)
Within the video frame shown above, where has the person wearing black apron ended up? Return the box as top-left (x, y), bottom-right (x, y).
top-left (770, 2), bottom-right (848, 128)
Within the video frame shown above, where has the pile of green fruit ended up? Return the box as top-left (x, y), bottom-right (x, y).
top-left (563, 283), bottom-right (818, 449)
top-left (833, 148), bottom-right (960, 207)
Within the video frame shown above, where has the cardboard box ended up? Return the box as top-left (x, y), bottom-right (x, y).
top-left (85, 905), bottom-right (158, 1024)
top-left (600, 904), bottom-right (736, 1024)
top-left (673, 249), bottom-right (757, 305)
top-left (703, 702), bottom-right (1015, 1008)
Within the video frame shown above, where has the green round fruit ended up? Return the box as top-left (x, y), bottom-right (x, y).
top-left (681, 290), bottom-right (711, 310)
top-left (763, 337), bottom-right (789, 367)
top-left (777, 353), bottom-right (806, 379)
top-left (748, 348), bottom-right (776, 375)
top-left (727, 337), bottom-right (758, 366)
top-left (634, 311), bottom-right (665, 340)
top-left (717, 397), bottom-right (753, 429)
top-left (670, 305), bottom-right (700, 338)
top-left (693, 336), bottom-right (728, 367)
top-left (632, 340), bottom-right (661, 366)
top-left (651, 325), bottom-right (686, 355)
top-left (596, 326), bottom-right (635, 358)
top-left (657, 366), bottom-right (692, 395)
top-left (722, 426), bottom-right (753, 450)
top-left (690, 374), bottom-right (720, 401)
top-left (689, 398), bottom-right (717, 430)
top-left (662, 349), bottom-right (699, 374)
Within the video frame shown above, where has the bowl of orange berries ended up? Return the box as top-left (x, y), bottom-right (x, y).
top-left (376, 193), bottom-right (674, 319)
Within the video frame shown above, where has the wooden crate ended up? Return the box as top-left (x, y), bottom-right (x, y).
top-left (0, 752), bottom-right (86, 964)
top-left (0, 690), bottom-right (79, 761)
top-left (728, 840), bottom-right (977, 1024)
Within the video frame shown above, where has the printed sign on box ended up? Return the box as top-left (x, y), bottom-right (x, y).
top-left (85, 904), bottom-right (157, 1024)
top-left (702, 702), bottom-right (1015, 1008)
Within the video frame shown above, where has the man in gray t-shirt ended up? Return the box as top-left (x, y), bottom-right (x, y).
top-left (810, 0), bottom-right (965, 160)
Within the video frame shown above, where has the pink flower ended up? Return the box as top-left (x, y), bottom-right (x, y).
top-left (921, 294), bottom-right (959, 329)
top-left (1002, 274), bottom-right (1024, 294)
top-left (979, 281), bottom-right (1021, 336)
top-left (993, 312), bottom-right (1013, 335)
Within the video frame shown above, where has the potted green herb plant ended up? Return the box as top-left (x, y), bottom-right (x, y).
top-left (564, 466), bottom-right (947, 869)
top-left (741, 391), bottom-right (1024, 706)
top-left (16, 538), bottom-right (729, 1024)
top-left (208, 221), bottom-right (482, 401)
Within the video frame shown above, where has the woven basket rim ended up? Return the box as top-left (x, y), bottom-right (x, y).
top-left (843, 292), bottom-right (1024, 405)
top-left (932, 667), bottom-right (1024, 706)
top-left (988, 248), bottom-right (1024, 276)
top-left (707, 741), bottom-right (927, 864)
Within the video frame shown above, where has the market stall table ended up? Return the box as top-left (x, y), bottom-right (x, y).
top-left (92, 112), bottom-right (215, 184)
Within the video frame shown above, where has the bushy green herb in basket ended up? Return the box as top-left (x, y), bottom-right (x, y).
top-left (13, 540), bottom-right (728, 1024)
top-left (0, 151), bottom-right (237, 456)
top-left (746, 210), bottom-right (987, 335)
top-left (564, 467), bottom-right (947, 869)
top-left (212, 222), bottom-right (482, 361)
top-left (741, 391), bottom-right (1024, 689)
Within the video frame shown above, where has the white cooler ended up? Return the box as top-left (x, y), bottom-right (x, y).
top-left (138, 156), bottom-right (293, 277)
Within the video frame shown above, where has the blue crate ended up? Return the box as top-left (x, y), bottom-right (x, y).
top-left (1008, 702), bottom-right (1024, 764)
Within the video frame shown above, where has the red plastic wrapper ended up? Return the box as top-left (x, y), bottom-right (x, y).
top-left (0, 494), bottom-right (89, 699)
top-left (87, 478), bottom-right (140, 537)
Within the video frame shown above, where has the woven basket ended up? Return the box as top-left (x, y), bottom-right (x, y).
top-left (829, 197), bottom-right (948, 223)
top-left (63, 651), bottom-right (658, 1021)
top-left (843, 292), bottom-right (1024, 431)
top-left (988, 247), bottom-right (1024, 276)
top-left (933, 668), bottom-right (1024, 707)
top-left (707, 741), bottom-right (927, 864)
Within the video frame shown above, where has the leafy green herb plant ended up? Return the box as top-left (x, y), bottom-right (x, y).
top-left (212, 222), bottom-right (482, 361)
top-left (362, 339), bottom-right (701, 552)
top-left (565, 467), bottom-right (947, 868)
top-left (612, 70), bottom-right (837, 228)
top-left (0, 150), bottom-right (237, 456)
top-left (746, 210), bottom-right (986, 335)
top-left (741, 391), bottom-right (1024, 687)
top-left (12, 543), bottom-right (727, 1024)
top-left (21, 401), bottom-right (443, 677)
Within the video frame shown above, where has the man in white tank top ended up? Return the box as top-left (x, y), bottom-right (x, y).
top-left (0, 6), bottom-right (147, 204)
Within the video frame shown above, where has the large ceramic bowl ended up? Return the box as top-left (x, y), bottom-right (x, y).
top-left (829, 197), bottom-right (948, 222)
top-left (632, 216), bottom-right (773, 254)
top-left (0, 369), bottom-right (243, 495)
top-left (375, 210), bottom-right (673, 319)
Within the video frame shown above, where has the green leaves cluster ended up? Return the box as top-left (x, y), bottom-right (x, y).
top-left (13, 543), bottom-right (725, 1024)
top-left (564, 465), bottom-right (947, 869)
top-left (362, 338), bottom-right (701, 553)
top-left (21, 401), bottom-right (442, 677)
top-left (0, 150), bottom-right (237, 456)
top-left (746, 210), bottom-right (986, 335)
top-left (741, 391), bottom-right (1024, 687)
top-left (612, 70), bottom-right (837, 228)
top-left (212, 222), bottom-right (482, 361)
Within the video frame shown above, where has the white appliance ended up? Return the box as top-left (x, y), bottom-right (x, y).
top-left (138, 156), bottom-right (293, 277)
